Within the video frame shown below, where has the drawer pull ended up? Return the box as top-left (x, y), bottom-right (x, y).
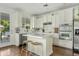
top-left (32, 42), bottom-right (42, 45)
top-left (27, 40), bottom-right (33, 43)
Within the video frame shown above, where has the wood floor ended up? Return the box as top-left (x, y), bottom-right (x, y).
top-left (53, 45), bottom-right (79, 56)
top-left (53, 45), bottom-right (73, 56)
top-left (0, 45), bottom-right (32, 56)
top-left (0, 45), bottom-right (79, 56)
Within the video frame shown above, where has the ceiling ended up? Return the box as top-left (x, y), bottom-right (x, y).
top-left (0, 3), bottom-right (78, 15)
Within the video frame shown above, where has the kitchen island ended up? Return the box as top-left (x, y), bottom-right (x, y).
top-left (23, 33), bottom-right (53, 56)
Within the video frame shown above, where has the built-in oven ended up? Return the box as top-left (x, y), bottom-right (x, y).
top-left (59, 24), bottom-right (72, 40)
top-left (59, 32), bottom-right (72, 40)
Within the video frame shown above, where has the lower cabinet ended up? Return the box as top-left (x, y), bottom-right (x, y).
top-left (54, 38), bottom-right (73, 49)
top-left (27, 35), bottom-right (53, 56)
top-left (33, 44), bottom-right (43, 55)
top-left (27, 36), bottom-right (44, 56)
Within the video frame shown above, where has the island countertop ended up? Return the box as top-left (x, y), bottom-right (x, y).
top-left (22, 32), bottom-right (53, 39)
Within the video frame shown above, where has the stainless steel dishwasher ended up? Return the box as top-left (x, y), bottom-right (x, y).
top-left (19, 34), bottom-right (27, 47)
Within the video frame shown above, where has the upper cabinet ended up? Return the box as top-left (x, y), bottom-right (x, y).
top-left (34, 15), bottom-right (43, 28)
top-left (64, 8), bottom-right (73, 24)
top-left (74, 7), bottom-right (79, 21)
top-left (34, 13), bottom-right (52, 29)
top-left (21, 17), bottom-right (31, 32)
top-left (45, 14), bottom-right (52, 22)
top-left (58, 8), bottom-right (73, 24)
top-left (33, 7), bottom-right (73, 30)
top-left (41, 13), bottom-right (52, 23)
top-left (58, 10), bottom-right (65, 24)
top-left (55, 11), bottom-right (61, 27)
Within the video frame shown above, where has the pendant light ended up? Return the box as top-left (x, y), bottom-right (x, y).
top-left (43, 3), bottom-right (48, 7)
top-left (43, 0), bottom-right (48, 7)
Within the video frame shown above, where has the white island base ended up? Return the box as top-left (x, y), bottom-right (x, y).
top-left (26, 34), bottom-right (53, 56)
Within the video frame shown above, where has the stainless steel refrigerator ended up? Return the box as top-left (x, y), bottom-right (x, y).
top-left (73, 7), bottom-right (79, 53)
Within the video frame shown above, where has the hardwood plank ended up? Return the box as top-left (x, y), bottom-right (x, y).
top-left (0, 45), bottom-right (79, 56)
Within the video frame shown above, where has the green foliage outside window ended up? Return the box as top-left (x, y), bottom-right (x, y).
top-left (0, 19), bottom-right (10, 33)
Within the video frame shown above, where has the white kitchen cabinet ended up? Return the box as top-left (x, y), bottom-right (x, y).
top-left (46, 35), bottom-right (53, 55)
top-left (30, 16), bottom-right (35, 29)
top-left (28, 41), bottom-right (43, 55)
top-left (52, 10), bottom-right (64, 28)
top-left (58, 40), bottom-right (73, 49)
top-left (58, 8), bottom-right (73, 24)
top-left (51, 13), bottom-right (56, 33)
top-left (53, 37), bottom-right (73, 49)
top-left (27, 36), bottom-right (44, 56)
top-left (43, 15), bottom-right (47, 23)
top-left (53, 8), bottom-right (73, 49)
top-left (34, 16), bottom-right (43, 28)
top-left (34, 16), bottom-right (39, 28)
top-left (64, 8), bottom-right (73, 24)
top-left (55, 12), bottom-right (61, 27)
top-left (34, 44), bottom-right (43, 55)
top-left (34, 13), bottom-right (52, 29)
top-left (53, 37), bottom-right (59, 45)
top-left (74, 7), bottom-right (79, 20)
top-left (58, 10), bottom-right (65, 24)
top-left (46, 14), bottom-right (52, 22)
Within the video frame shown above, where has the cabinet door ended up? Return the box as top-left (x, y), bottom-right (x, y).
top-left (43, 15), bottom-right (47, 23)
top-left (27, 37), bottom-right (34, 52)
top-left (51, 13), bottom-right (55, 33)
top-left (30, 16), bottom-right (35, 29)
top-left (34, 45), bottom-right (43, 56)
top-left (34, 17), bottom-right (37, 28)
top-left (46, 14), bottom-right (52, 22)
top-left (39, 16), bottom-right (43, 28)
top-left (43, 14), bottom-right (52, 23)
top-left (59, 10), bottom-right (65, 24)
top-left (55, 12), bottom-right (60, 27)
top-left (34, 16), bottom-right (43, 28)
top-left (59, 40), bottom-right (73, 49)
top-left (64, 8), bottom-right (73, 24)
top-left (74, 7), bottom-right (79, 20)
top-left (28, 42), bottom-right (35, 52)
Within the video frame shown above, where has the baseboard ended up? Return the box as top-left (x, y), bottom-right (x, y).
top-left (53, 45), bottom-right (73, 50)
